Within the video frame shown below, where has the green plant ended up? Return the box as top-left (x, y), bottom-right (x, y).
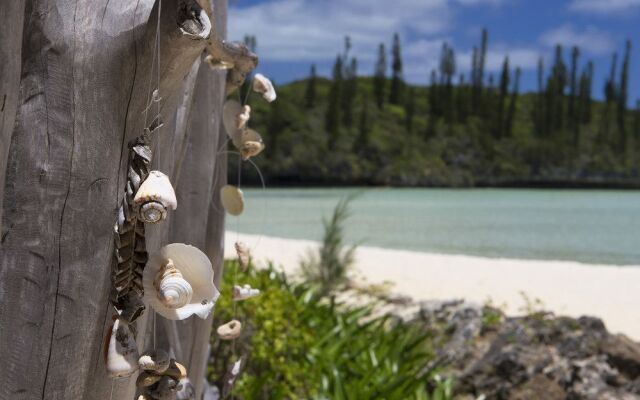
top-left (300, 194), bottom-right (358, 295)
top-left (209, 262), bottom-right (441, 399)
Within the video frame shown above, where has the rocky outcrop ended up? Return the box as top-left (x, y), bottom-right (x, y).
top-left (407, 300), bottom-right (640, 400)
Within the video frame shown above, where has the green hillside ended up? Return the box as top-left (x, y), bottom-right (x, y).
top-left (232, 76), bottom-right (640, 187)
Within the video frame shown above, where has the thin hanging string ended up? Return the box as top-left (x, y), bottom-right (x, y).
top-left (155, 0), bottom-right (162, 168)
top-left (109, 379), bottom-right (115, 400)
top-left (213, 150), bottom-right (267, 251)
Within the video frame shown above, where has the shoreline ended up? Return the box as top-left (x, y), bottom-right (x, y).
top-left (225, 231), bottom-right (640, 340)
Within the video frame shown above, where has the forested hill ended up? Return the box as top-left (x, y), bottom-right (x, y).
top-left (234, 67), bottom-right (640, 188)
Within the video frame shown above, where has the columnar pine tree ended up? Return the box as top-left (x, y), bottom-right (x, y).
top-left (568, 46), bottom-right (580, 132)
top-left (305, 64), bottom-right (317, 108)
top-left (472, 29), bottom-right (488, 114)
top-left (374, 43), bottom-right (386, 109)
top-left (325, 55), bottom-right (343, 149)
top-left (389, 33), bottom-right (404, 104)
top-left (506, 67), bottom-right (521, 137)
top-left (342, 57), bottom-right (358, 127)
top-left (618, 40), bottom-right (631, 152)
top-left (497, 56), bottom-right (510, 138)
top-left (602, 52), bottom-right (618, 139)
top-left (439, 43), bottom-right (456, 122)
top-left (533, 57), bottom-right (546, 136)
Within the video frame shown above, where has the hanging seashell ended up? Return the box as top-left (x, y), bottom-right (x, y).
top-left (252, 73), bottom-right (277, 102)
top-left (143, 244), bottom-right (220, 320)
top-left (222, 100), bottom-right (244, 147)
top-left (154, 259), bottom-right (194, 310)
top-left (149, 375), bottom-right (180, 400)
top-left (217, 320), bottom-right (242, 340)
top-left (235, 241), bottom-right (250, 270)
top-left (220, 185), bottom-right (244, 216)
top-left (204, 55), bottom-right (234, 70)
top-left (133, 171), bottom-right (177, 224)
top-left (138, 349), bottom-right (170, 373)
top-left (222, 358), bottom-right (243, 398)
top-left (233, 284), bottom-right (260, 301)
top-left (241, 140), bottom-right (265, 161)
top-left (136, 371), bottom-right (162, 388)
top-left (176, 377), bottom-right (196, 400)
top-left (235, 105), bottom-right (251, 130)
top-left (105, 318), bottom-right (140, 378)
top-left (164, 359), bottom-right (188, 380)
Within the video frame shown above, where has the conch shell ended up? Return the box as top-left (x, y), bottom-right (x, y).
top-left (220, 185), bottom-right (244, 216)
top-left (143, 244), bottom-right (219, 320)
top-left (235, 242), bottom-right (250, 270)
top-left (252, 73), bottom-right (277, 102)
top-left (138, 349), bottom-right (170, 373)
top-left (233, 284), bottom-right (260, 301)
top-left (217, 320), bottom-right (242, 340)
top-left (134, 171), bottom-right (177, 223)
top-left (106, 318), bottom-right (140, 378)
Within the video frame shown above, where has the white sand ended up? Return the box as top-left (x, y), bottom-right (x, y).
top-left (225, 231), bottom-right (640, 340)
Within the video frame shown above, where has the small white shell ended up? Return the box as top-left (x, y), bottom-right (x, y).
top-left (222, 358), bottom-right (243, 398)
top-left (138, 349), bottom-right (170, 373)
top-left (134, 171), bottom-right (177, 223)
top-left (106, 318), bottom-right (140, 378)
top-left (143, 244), bottom-right (219, 320)
top-left (235, 242), bottom-right (250, 270)
top-left (222, 100), bottom-right (244, 147)
top-left (220, 185), bottom-right (244, 216)
top-left (233, 284), bottom-right (260, 301)
top-left (252, 73), bottom-right (276, 102)
top-left (236, 105), bottom-right (251, 130)
top-left (204, 55), bottom-right (234, 70)
top-left (217, 320), bottom-right (242, 340)
top-left (164, 359), bottom-right (188, 380)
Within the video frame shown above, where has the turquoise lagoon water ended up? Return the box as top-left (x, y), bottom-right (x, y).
top-left (229, 188), bottom-right (640, 265)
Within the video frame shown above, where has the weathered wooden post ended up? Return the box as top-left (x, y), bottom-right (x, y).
top-left (0, 0), bottom-right (254, 398)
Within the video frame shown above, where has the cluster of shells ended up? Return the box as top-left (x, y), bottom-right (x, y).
top-left (136, 349), bottom-right (192, 400)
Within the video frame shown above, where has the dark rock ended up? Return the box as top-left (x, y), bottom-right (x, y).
top-left (410, 303), bottom-right (640, 400)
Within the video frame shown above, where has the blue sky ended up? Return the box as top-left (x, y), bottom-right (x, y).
top-left (228, 0), bottom-right (640, 103)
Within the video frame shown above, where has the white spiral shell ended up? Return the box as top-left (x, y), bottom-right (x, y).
top-left (143, 244), bottom-right (219, 320)
top-left (252, 73), bottom-right (277, 102)
top-left (134, 171), bottom-right (177, 223)
top-left (220, 185), bottom-right (244, 216)
top-left (154, 261), bottom-right (193, 309)
top-left (106, 318), bottom-right (140, 378)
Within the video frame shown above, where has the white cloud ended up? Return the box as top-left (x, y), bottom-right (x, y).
top-left (228, 0), bottom-right (451, 62)
top-left (569, 0), bottom-right (640, 13)
top-left (539, 24), bottom-right (615, 55)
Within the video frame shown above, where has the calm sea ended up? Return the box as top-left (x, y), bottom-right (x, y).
top-left (228, 188), bottom-right (640, 265)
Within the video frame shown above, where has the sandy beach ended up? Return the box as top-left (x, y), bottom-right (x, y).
top-left (225, 231), bottom-right (640, 340)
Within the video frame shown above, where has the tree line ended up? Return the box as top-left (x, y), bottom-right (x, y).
top-left (244, 31), bottom-right (640, 186)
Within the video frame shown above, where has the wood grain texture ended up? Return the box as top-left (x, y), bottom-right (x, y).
top-left (0, 0), bottom-right (229, 398)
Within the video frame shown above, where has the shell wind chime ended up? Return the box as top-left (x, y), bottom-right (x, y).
top-left (213, 72), bottom-right (278, 397)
